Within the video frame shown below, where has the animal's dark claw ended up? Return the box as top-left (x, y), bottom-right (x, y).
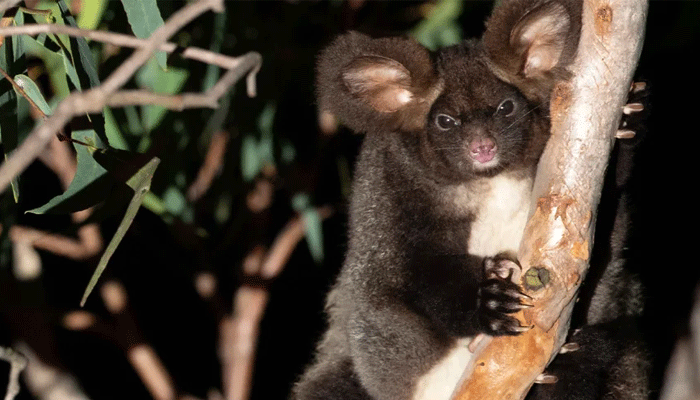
top-left (478, 255), bottom-right (531, 336)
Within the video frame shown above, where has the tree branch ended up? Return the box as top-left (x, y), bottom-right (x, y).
top-left (0, 0), bottom-right (261, 194)
top-left (0, 346), bottom-right (27, 400)
top-left (221, 206), bottom-right (334, 400)
top-left (451, 1), bottom-right (648, 399)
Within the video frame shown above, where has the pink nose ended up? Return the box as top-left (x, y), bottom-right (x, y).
top-left (469, 137), bottom-right (497, 163)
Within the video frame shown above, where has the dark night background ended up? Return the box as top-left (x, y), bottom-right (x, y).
top-left (1, 1), bottom-right (698, 399)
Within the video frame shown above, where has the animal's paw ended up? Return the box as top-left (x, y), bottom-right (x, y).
top-left (477, 255), bottom-right (532, 336)
top-left (616, 81), bottom-right (649, 140)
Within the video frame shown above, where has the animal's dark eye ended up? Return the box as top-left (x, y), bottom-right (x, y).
top-left (435, 114), bottom-right (460, 131)
top-left (496, 99), bottom-right (516, 117)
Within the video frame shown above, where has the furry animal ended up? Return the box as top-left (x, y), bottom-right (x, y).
top-left (293, 1), bottom-right (647, 399)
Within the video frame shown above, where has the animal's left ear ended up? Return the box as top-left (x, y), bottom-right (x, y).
top-left (483, 0), bottom-right (582, 102)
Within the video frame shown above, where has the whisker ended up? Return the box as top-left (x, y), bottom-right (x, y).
top-left (500, 104), bottom-right (540, 134)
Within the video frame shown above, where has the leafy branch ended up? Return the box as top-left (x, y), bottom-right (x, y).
top-left (0, 0), bottom-right (262, 304)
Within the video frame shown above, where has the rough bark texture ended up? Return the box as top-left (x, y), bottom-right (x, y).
top-left (451, 1), bottom-right (648, 399)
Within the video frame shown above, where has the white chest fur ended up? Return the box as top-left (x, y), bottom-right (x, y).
top-left (412, 176), bottom-right (531, 400)
top-left (466, 175), bottom-right (532, 257)
top-left (412, 338), bottom-right (474, 400)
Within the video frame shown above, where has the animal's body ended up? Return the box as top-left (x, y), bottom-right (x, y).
top-left (293, 1), bottom-right (648, 399)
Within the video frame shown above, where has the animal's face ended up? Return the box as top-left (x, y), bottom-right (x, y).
top-left (316, 0), bottom-right (580, 180)
top-left (420, 45), bottom-right (539, 180)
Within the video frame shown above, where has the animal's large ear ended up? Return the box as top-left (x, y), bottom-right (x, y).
top-left (483, 0), bottom-right (582, 102)
top-left (316, 32), bottom-right (442, 133)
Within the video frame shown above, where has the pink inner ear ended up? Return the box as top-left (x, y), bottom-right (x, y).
top-left (369, 87), bottom-right (413, 113)
top-left (523, 44), bottom-right (560, 77)
top-left (342, 55), bottom-right (413, 113)
top-left (510, 4), bottom-right (570, 77)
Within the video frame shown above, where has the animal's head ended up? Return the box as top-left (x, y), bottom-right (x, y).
top-left (317, 0), bottom-right (581, 179)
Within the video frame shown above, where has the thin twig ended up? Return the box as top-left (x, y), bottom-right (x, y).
top-left (188, 130), bottom-right (230, 201)
top-left (0, 0), bottom-right (260, 194)
top-left (222, 206), bottom-right (334, 400)
top-left (0, 346), bottom-right (28, 400)
top-left (0, 23), bottom-right (252, 71)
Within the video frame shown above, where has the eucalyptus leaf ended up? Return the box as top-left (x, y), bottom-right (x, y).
top-left (57, 0), bottom-right (109, 147)
top-left (162, 186), bottom-right (185, 216)
top-left (135, 58), bottom-right (188, 133)
top-left (13, 74), bottom-right (52, 116)
top-left (302, 209), bottom-right (324, 264)
top-left (77, 0), bottom-right (108, 30)
top-left (81, 157), bottom-right (161, 306)
top-left (0, 12), bottom-right (26, 202)
top-left (26, 130), bottom-right (113, 215)
top-left (241, 135), bottom-right (260, 182)
top-left (411, 0), bottom-right (463, 50)
top-left (103, 107), bottom-right (130, 151)
top-left (120, 0), bottom-right (167, 69)
top-left (21, 35), bottom-right (71, 98)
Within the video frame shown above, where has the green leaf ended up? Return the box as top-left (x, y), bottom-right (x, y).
top-left (81, 157), bottom-right (160, 306)
top-left (103, 107), bottom-right (130, 151)
top-left (162, 186), bottom-right (185, 215)
top-left (135, 58), bottom-right (188, 133)
top-left (77, 0), bottom-right (108, 30)
top-left (120, 0), bottom-right (167, 70)
top-left (141, 191), bottom-right (167, 216)
top-left (292, 193), bottom-right (324, 264)
top-left (0, 11), bottom-right (26, 202)
top-left (241, 135), bottom-right (260, 182)
top-left (411, 0), bottom-right (463, 50)
top-left (21, 35), bottom-right (71, 98)
top-left (56, 0), bottom-right (109, 148)
top-left (13, 74), bottom-right (52, 116)
top-left (56, 0), bottom-right (99, 89)
top-left (26, 130), bottom-right (112, 215)
top-left (302, 209), bottom-right (324, 264)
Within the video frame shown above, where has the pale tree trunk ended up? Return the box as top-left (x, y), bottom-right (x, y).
top-left (451, 0), bottom-right (648, 399)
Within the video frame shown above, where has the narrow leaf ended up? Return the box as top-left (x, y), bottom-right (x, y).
top-left (57, 0), bottom-right (109, 147)
top-left (0, 11), bottom-right (26, 202)
top-left (120, 0), bottom-right (167, 69)
top-left (302, 209), bottom-right (324, 264)
top-left (27, 130), bottom-right (112, 215)
top-left (135, 58), bottom-right (188, 132)
top-left (81, 157), bottom-right (160, 306)
top-left (241, 135), bottom-right (260, 182)
top-left (13, 74), bottom-right (52, 115)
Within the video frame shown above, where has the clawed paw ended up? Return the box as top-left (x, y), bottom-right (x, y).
top-left (477, 255), bottom-right (532, 336)
top-left (616, 81), bottom-right (649, 140)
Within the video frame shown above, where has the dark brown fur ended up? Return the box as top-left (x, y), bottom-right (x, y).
top-left (294, 1), bottom-right (647, 399)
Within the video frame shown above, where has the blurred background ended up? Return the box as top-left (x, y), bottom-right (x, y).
top-left (0, 1), bottom-right (698, 399)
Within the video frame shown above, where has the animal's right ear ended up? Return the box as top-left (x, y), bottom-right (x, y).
top-left (317, 32), bottom-right (441, 133)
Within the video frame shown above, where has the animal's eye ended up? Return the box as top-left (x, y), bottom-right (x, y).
top-left (435, 114), bottom-right (460, 131)
top-left (496, 99), bottom-right (516, 117)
